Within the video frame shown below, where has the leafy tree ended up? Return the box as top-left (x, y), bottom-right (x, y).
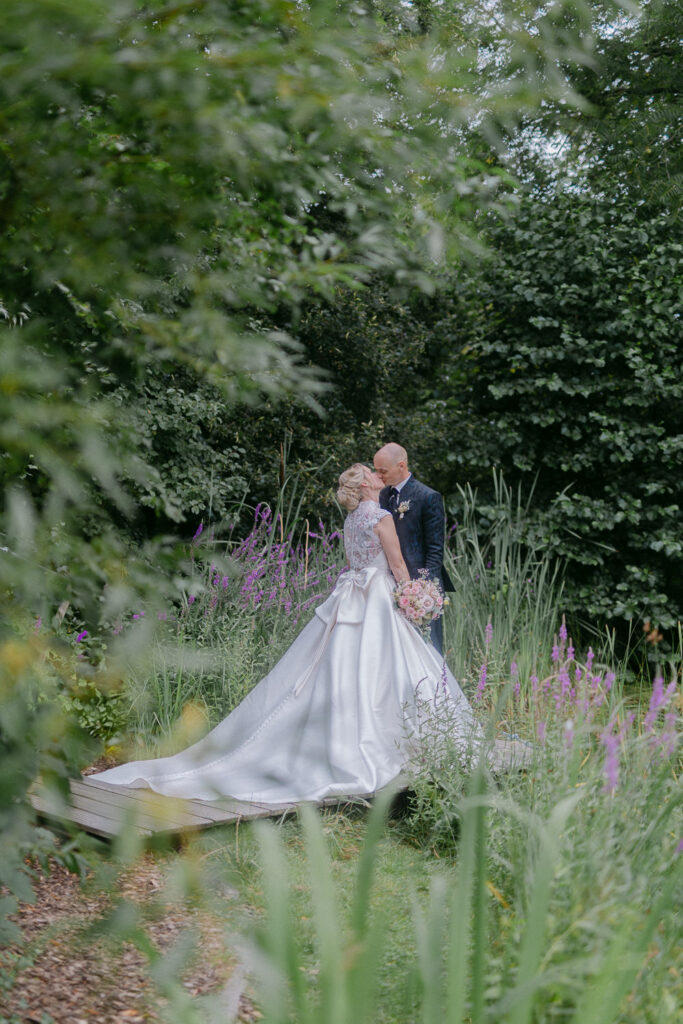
top-left (429, 194), bottom-right (683, 627)
top-left (568, 0), bottom-right (683, 213)
top-left (0, 0), bottom-right (600, 934)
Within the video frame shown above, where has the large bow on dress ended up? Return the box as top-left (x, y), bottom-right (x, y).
top-left (293, 566), bottom-right (385, 695)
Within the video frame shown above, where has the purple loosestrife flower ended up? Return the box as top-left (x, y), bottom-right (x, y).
top-left (604, 672), bottom-right (615, 693)
top-left (76, 630), bottom-right (88, 642)
top-left (513, 680), bottom-right (521, 698)
top-left (644, 674), bottom-right (666, 732)
top-left (474, 663), bottom-right (487, 702)
top-left (559, 618), bottom-right (568, 645)
top-left (188, 595), bottom-right (196, 605)
top-left (567, 644), bottom-right (575, 662)
top-left (586, 647), bottom-right (594, 671)
top-left (510, 660), bottom-right (519, 679)
top-left (530, 674), bottom-right (539, 696)
top-left (485, 621), bottom-right (493, 646)
top-left (440, 660), bottom-right (450, 699)
top-left (192, 522), bottom-right (204, 542)
top-left (551, 641), bottom-right (560, 664)
top-left (157, 611), bottom-right (167, 621)
top-left (599, 714), bottom-right (635, 794)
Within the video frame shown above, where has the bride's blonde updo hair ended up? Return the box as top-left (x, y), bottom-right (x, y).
top-left (337, 463), bottom-right (367, 512)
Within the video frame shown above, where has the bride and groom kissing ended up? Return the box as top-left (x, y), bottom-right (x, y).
top-left (96, 442), bottom-right (478, 805)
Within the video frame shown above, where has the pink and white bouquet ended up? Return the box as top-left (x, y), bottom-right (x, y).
top-left (393, 571), bottom-right (445, 634)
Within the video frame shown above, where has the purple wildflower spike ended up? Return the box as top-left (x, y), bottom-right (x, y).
top-left (76, 630), bottom-right (88, 642)
top-left (192, 522), bottom-right (204, 542)
top-left (644, 675), bottom-right (665, 732)
top-left (485, 621), bottom-right (493, 646)
top-left (475, 664), bottom-right (487, 702)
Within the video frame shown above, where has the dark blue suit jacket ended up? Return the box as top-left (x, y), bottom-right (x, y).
top-left (379, 476), bottom-right (454, 593)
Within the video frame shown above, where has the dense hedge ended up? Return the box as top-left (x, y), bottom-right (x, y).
top-left (424, 196), bottom-right (683, 627)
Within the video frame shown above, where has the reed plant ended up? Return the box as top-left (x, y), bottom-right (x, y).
top-left (444, 471), bottom-right (564, 689)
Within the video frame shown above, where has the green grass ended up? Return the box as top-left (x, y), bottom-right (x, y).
top-left (190, 805), bottom-right (444, 1024)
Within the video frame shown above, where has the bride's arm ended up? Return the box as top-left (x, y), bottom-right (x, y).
top-left (375, 517), bottom-right (409, 584)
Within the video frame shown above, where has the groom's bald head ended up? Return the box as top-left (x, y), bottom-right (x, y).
top-left (373, 443), bottom-right (410, 487)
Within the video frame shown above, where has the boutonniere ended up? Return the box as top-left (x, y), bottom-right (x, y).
top-left (397, 500), bottom-right (411, 519)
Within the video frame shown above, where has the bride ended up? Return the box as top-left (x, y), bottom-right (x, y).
top-left (96, 464), bottom-right (482, 804)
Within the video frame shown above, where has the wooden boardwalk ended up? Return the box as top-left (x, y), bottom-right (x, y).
top-left (29, 774), bottom-right (373, 839)
top-left (30, 738), bottom-right (531, 839)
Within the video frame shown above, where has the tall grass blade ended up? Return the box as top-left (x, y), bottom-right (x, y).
top-left (505, 793), bottom-right (583, 1024)
top-left (570, 859), bottom-right (683, 1024)
top-left (252, 820), bottom-right (304, 1024)
top-left (299, 803), bottom-right (347, 1024)
top-left (444, 759), bottom-right (488, 1023)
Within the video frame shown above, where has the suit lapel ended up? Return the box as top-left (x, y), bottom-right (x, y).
top-left (398, 476), bottom-right (418, 506)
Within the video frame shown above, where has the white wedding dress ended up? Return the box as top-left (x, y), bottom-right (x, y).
top-left (96, 502), bottom-right (482, 804)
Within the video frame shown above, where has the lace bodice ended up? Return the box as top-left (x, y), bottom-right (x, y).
top-left (343, 501), bottom-right (391, 570)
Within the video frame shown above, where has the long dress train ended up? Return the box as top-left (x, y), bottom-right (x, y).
top-left (96, 502), bottom-right (482, 804)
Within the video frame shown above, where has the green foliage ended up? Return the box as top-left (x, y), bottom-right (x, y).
top-left (2, 0), bottom-right (568, 622)
top-left (245, 714), bottom-right (681, 1023)
top-left (0, 638), bottom-right (96, 943)
top-left (441, 194), bottom-right (683, 626)
top-left (562, 0), bottom-right (683, 213)
top-left (443, 472), bottom-right (564, 682)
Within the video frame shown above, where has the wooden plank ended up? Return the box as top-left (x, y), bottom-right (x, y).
top-left (488, 738), bottom-right (533, 772)
top-left (30, 791), bottom-right (153, 839)
top-left (82, 778), bottom-right (303, 825)
top-left (188, 799), bottom-right (295, 823)
top-left (64, 789), bottom-right (211, 835)
top-left (29, 769), bottom-right (414, 840)
top-left (32, 786), bottom-right (161, 835)
top-left (70, 779), bottom-right (217, 828)
top-left (31, 781), bottom-right (218, 837)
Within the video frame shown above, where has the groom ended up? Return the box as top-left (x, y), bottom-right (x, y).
top-left (374, 443), bottom-right (453, 655)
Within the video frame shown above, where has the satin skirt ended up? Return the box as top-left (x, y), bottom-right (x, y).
top-left (95, 557), bottom-right (482, 804)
